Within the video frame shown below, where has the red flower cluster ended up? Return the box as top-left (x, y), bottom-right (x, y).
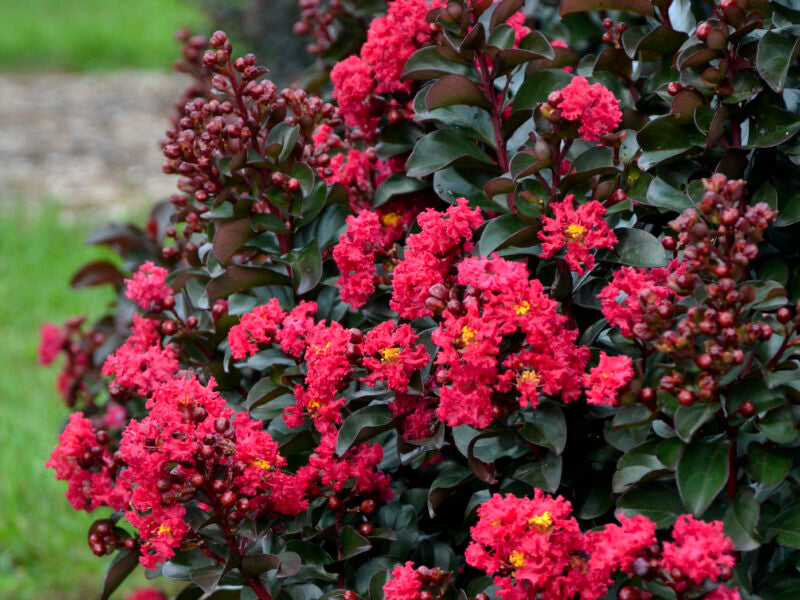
top-left (120, 375), bottom-right (306, 567)
top-left (297, 431), bottom-right (394, 503)
top-left (125, 261), bottom-right (173, 310)
top-left (433, 255), bottom-right (587, 427)
top-left (360, 321), bottom-right (429, 392)
top-left (38, 323), bottom-right (66, 365)
top-left (383, 562), bottom-right (423, 600)
top-left (391, 198), bottom-right (483, 319)
top-left (466, 491), bottom-right (738, 600)
top-left (102, 316), bottom-right (178, 397)
top-left (333, 210), bottom-right (384, 308)
top-left (583, 352), bottom-right (633, 406)
top-left (389, 393), bottom-right (438, 440)
top-left (46, 412), bottom-right (130, 512)
top-left (228, 297), bottom-right (286, 359)
top-left (550, 76), bottom-right (622, 141)
top-left (125, 589), bottom-right (168, 600)
top-left (538, 196), bottom-right (617, 274)
top-left (598, 261), bottom-right (685, 338)
top-left (330, 0), bottom-right (440, 135)
top-left (661, 515), bottom-right (735, 584)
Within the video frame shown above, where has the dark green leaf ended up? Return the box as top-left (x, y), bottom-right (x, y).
top-left (402, 47), bottom-right (471, 80)
top-left (253, 213), bottom-right (290, 234)
top-left (290, 240), bottom-right (322, 295)
top-left (425, 74), bottom-right (491, 110)
top-left (723, 491), bottom-right (761, 551)
top-left (406, 130), bottom-right (495, 178)
top-left (513, 453), bottom-right (562, 492)
top-left (189, 563), bottom-right (225, 594)
top-left (428, 465), bottom-right (473, 517)
top-left (613, 444), bottom-right (669, 494)
top-left (519, 401), bottom-right (567, 455)
top-left (598, 228), bottom-right (668, 267)
top-left (758, 405), bottom-right (798, 444)
top-left (765, 504), bottom-right (800, 548)
top-left (340, 527), bottom-right (372, 559)
top-left (674, 403), bottom-right (717, 442)
top-left (489, 0), bottom-right (524, 31)
top-left (644, 177), bottom-right (694, 212)
top-left (336, 405), bottom-right (395, 456)
top-left (376, 121), bottom-right (425, 160)
top-left (757, 28), bottom-right (800, 93)
top-left (207, 265), bottom-right (290, 302)
top-left (374, 174), bottom-right (429, 207)
top-left (746, 443), bottom-right (792, 487)
top-left (478, 214), bottom-right (537, 255)
top-left (100, 549), bottom-right (139, 600)
top-left (677, 436), bottom-right (730, 516)
top-left (513, 70), bottom-right (573, 112)
top-left (745, 97), bottom-right (800, 148)
top-left (618, 481), bottom-right (685, 528)
top-left (240, 554), bottom-right (280, 576)
top-left (636, 115), bottom-right (703, 170)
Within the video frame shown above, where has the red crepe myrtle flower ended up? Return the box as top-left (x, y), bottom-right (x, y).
top-left (102, 316), bottom-right (178, 397)
top-left (383, 561), bottom-right (424, 600)
top-left (228, 297), bottom-right (286, 359)
top-left (389, 393), bottom-right (438, 440)
top-left (704, 587), bottom-right (742, 600)
top-left (46, 412), bottom-right (130, 512)
top-left (330, 55), bottom-right (376, 134)
top-left (552, 76), bottom-right (622, 141)
top-left (125, 588), bottom-right (168, 600)
top-left (538, 196), bottom-right (617, 274)
top-left (583, 352), bottom-right (634, 406)
top-left (360, 320), bottom-right (429, 392)
top-left (125, 261), bottom-right (172, 310)
top-left (277, 300), bottom-right (317, 357)
top-left (391, 198), bottom-right (483, 319)
top-left (38, 322), bottom-right (66, 365)
top-left (598, 261), bottom-right (686, 337)
top-left (660, 515), bottom-right (735, 584)
top-left (333, 210), bottom-right (384, 308)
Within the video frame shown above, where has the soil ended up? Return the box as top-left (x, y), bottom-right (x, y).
top-left (0, 71), bottom-right (190, 218)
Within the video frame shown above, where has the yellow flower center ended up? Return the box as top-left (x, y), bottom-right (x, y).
top-left (508, 550), bottom-right (525, 568)
top-left (517, 369), bottom-right (541, 387)
top-left (157, 524), bottom-right (172, 536)
top-left (380, 346), bottom-right (401, 363)
top-left (565, 222), bottom-right (587, 241)
top-left (381, 212), bottom-right (401, 227)
top-left (306, 398), bottom-right (321, 413)
top-left (528, 511), bottom-right (553, 529)
top-left (252, 458), bottom-right (271, 470)
top-left (461, 326), bottom-right (477, 345)
top-left (514, 301), bottom-right (531, 316)
top-left (314, 341), bottom-right (332, 355)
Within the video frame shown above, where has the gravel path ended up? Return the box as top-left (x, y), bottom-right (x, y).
top-left (0, 71), bottom-right (190, 218)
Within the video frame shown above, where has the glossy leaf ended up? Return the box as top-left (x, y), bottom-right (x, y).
top-left (598, 228), bottom-right (667, 267)
top-left (677, 436), bottom-right (730, 516)
top-left (406, 130), bottom-right (495, 178)
top-left (100, 549), bottom-right (139, 600)
top-left (70, 260), bottom-right (124, 290)
top-left (207, 265), bottom-right (290, 302)
top-left (757, 28), bottom-right (800, 93)
top-left (290, 240), bottom-right (322, 295)
top-left (213, 218), bottom-right (257, 265)
top-left (425, 74), bottom-right (491, 110)
top-left (336, 405), bottom-right (395, 456)
top-left (374, 174), bottom-right (429, 207)
top-left (478, 214), bottom-right (537, 255)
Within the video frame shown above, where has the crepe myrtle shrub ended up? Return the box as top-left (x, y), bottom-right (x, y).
top-left (39, 0), bottom-right (800, 599)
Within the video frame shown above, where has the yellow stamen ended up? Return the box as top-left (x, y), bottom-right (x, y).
top-left (381, 212), bottom-right (401, 227)
top-left (491, 520), bottom-right (502, 526)
top-left (517, 369), bottom-right (541, 387)
top-left (252, 458), bottom-right (271, 470)
top-left (461, 326), bottom-right (477, 345)
top-left (306, 398), bottom-right (321, 413)
top-left (565, 223), bottom-right (587, 241)
top-left (514, 300), bottom-right (531, 316)
top-left (157, 524), bottom-right (172, 536)
top-left (380, 346), bottom-right (401, 364)
top-left (508, 550), bottom-right (525, 568)
top-left (313, 341), bottom-right (332, 356)
top-left (528, 511), bottom-right (553, 529)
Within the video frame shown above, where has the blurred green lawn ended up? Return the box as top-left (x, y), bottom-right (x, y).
top-left (0, 210), bottom-right (170, 599)
top-left (0, 0), bottom-right (207, 70)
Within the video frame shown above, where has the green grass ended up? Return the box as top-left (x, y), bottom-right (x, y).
top-left (0, 0), bottom-right (207, 71)
top-left (0, 209), bottom-right (169, 599)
